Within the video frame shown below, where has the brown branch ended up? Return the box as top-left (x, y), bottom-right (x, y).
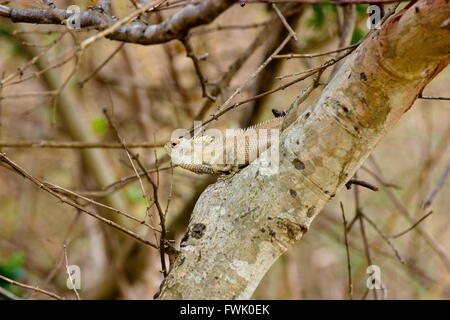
top-left (362, 214), bottom-right (406, 264)
top-left (330, 4), bottom-right (356, 77)
top-left (423, 162), bottom-right (450, 208)
top-left (77, 166), bottom-right (172, 198)
top-left (194, 45), bottom-right (353, 132)
top-left (46, 182), bottom-right (160, 232)
top-left (182, 36), bottom-right (216, 102)
top-left (192, 20), bottom-right (272, 35)
top-left (388, 211), bottom-right (434, 239)
top-left (340, 202), bottom-right (353, 300)
top-left (243, 0), bottom-right (406, 4)
top-left (419, 95), bottom-right (450, 101)
top-left (0, 274), bottom-right (64, 300)
top-left (0, 0), bottom-right (236, 45)
top-left (360, 165), bottom-right (401, 189)
top-left (272, 3), bottom-right (298, 41)
top-left (345, 178), bottom-right (379, 191)
top-left (79, 43), bottom-right (125, 87)
top-left (103, 108), bottom-right (168, 278)
top-left (273, 44), bottom-right (357, 59)
top-left (63, 244), bottom-right (81, 300)
top-left (0, 153), bottom-right (159, 249)
top-left (0, 141), bottom-right (164, 149)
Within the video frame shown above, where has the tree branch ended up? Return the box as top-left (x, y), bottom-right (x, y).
top-left (158, 0), bottom-right (450, 299)
top-left (0, 0), bottom-right (236, 45)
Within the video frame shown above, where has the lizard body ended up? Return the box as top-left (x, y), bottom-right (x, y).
top-left (165, 111), bottom-right (287, 174)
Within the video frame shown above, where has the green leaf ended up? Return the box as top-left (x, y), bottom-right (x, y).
top-left (91, 117), bottom-right (108, 136)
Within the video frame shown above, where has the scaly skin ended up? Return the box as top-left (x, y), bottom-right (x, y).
top-left (165, 116), bottom-right (285, 174)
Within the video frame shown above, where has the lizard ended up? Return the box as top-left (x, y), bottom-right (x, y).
top-left (164, 80), bottom-right (317, 175)
top-left (165, 109), bottom-right (288, 174)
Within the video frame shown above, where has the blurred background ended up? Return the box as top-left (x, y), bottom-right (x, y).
top-left (0, 0), bottom-right (449, 299)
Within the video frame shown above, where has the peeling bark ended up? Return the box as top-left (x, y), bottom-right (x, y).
top-left (159, 0), bottom-right (450, 300)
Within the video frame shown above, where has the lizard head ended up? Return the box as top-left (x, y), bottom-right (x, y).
top-left (164, 138), bottom-right (182, 154)
top-left (165, 135), bottom-right (215, 164)
top-left (164, 137), bottom-right (187, 158)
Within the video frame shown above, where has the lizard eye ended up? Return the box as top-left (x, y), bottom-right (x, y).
top-left (172, 142), bottom-right (177, 147)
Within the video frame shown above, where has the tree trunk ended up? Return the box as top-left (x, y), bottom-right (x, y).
top-left (159, 0), bottom-right (450, 299)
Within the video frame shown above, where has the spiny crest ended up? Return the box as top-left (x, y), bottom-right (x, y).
top-left (191, 135), bottom-right (215, 145)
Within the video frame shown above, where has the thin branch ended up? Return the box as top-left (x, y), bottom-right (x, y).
top-left (0, 141), bottom-right (164, 149)
top-left (63, 244), bottom-right (81, 300)
top-left (79, 43), bottom-right (125, 87)
top-left (419, 95), bottom-right (450, 101)
top-left (276, 51), bottom-right (352, 80)
top-left (0, 274), bottom-right (64, 300)
top-left (192, 20), bottom-right (272, 35)
top-left (360, 165), bottom-right (401, 189)
top-left (46, 182), bottom-right (160, 232)
top-left (345, 178), bottom-right (379, 191)
top-left (340, 202), bottom-right (353, 300)
top-left (0, 153), bottom-right (159, 249)
top-left (0, 0), bottom-right (235, 45)
top-left (272, 3), bottom-right (298, 41)
top-left (362, 214), bottom-right (406, 264)
top-left (243, 0), bottom-right (406, 4)
top-left (330, 4), bottom-right (356, 77)
top-left (388, 211), bottom-right (434, 239)
top-left (182, 36), bottom-right (216, 101)
top-left (423, 162), bottom-right (450, 208)
top-left (76, 166), bottom-right (172, 198)
top-left (273, 44), bottom-right (357, 59)
top-left (103, 108), bottom-right (168, 277)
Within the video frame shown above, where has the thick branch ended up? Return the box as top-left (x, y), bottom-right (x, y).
top-left (0, 0), bottom-right (235, 45)
top-left (159, 0), bottom-right (450, 299)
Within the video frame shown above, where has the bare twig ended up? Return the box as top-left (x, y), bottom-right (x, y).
top-left (192, 20), bottom-right (272, 35)
top-left (362, 214), bottom-right (406, 264)
top-left (63, 244), bottom-right (81, 300)
top-left (345, 178), bottom-right (379, 191)
top-left (330, 4), bottom-right (356, 77)
top-left (419, 95), bottom-right (450, 101)
top-left (76, 166), bottom-right (172, 198)
top-left (0, 153), bottom-right (159, 249)
top-left (273, 44), bottom-right (357, 59)
top-left (182, 36), bottom-right (216, 101)
top-left (0, 0), bottom-right (235, 45)
top-left (79, 43), bottom-right (125, 87)
top-left (340, 202), bottom-right (353, 300)
top-left (388, 211), bottom-right (434, 239)
top-left (423, 163), bottom-right (450, 208)
top-left (0, 274), bottom-right (64, 300)
top-left (360, 166), bottom-right (401, 189)
top-left (272, 3), bottom-right (298, 41)
top-left (103, 109), bottom-right (168, 277)
top-left (0, 141), bottom-right (163, 149)
top-left (46, 182), bottom-right (160, 232)
top-left (243, 0), bottom-right (406, 4)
